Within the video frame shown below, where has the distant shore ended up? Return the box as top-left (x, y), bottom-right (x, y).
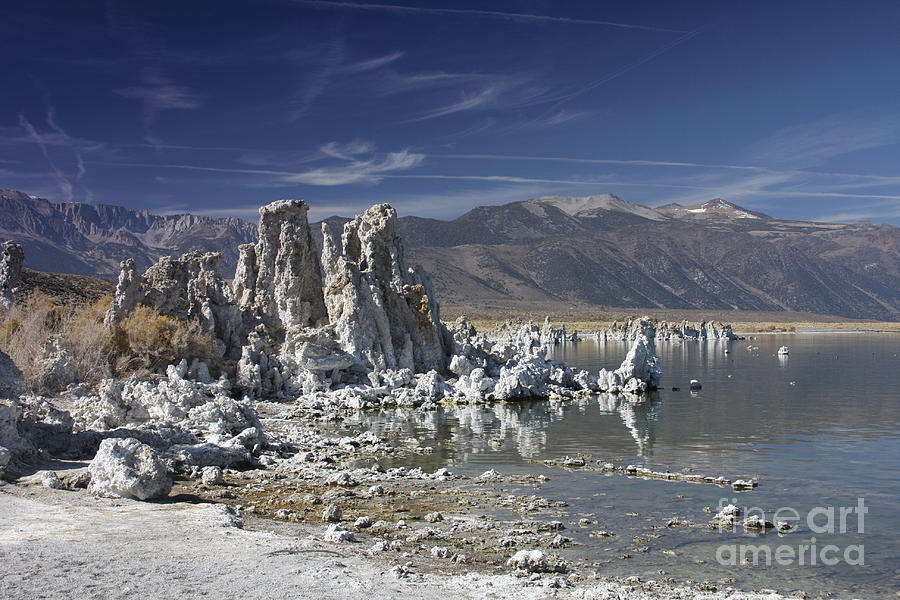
top-left (441, 304), bottom-right (900, 335)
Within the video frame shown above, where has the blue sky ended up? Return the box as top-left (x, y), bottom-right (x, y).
top-left (4, 1), bottom-right (900, 224)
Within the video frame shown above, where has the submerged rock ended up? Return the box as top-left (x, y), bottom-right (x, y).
top-left (598, 317), bottom-right (737, 341)
top-left (743, 514), bottom-right (775, 531)
top-left (597, 318), bottom-right (662, 393)
top-left (88, 437), bottom-right (172, 500)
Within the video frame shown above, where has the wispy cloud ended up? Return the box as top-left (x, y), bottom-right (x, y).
top-left (96, 146), bottom-right (425, 186)
top-left (105, 3), bottom-right (201, 146)
top-left (437, 152), bottom-right (765, 171)
top-left (292, 37), bottom-right (345, 119)
top-left (388, 173), bottom-right (608, 186)
top-left (388, 173), bottom-right (732, 194)
top-left (0, 125), bottom-right (106, 153)
top-left (115, 71), bottom-right (200, 113)
top-left (815, 201), bottom-right (900, 223)
top-left (745, 111), bottom-right (900, 168)
top-left (320, 140), bottom-right (376, 160)
top-left (290, 1), bottom-right (688, 33)
top-left (272, 0), bottom-right (700, 127)
top-left (437, 151), bottom-right (900, 185)
top-left (339, 51), bottom-right (404, 74)
top-left (529, 26), bottom-right (709, 111)
top-left (0, 168), bottom-right (54, 180)
top-left (18, 112), bottom-right (73, 201)
top-left (519, 109), bottom-right (592, 130)
top-left (401, 86), bottom-right (501, 123)
top-left (115, 68), bottom-right (201, 140)
top-left (285, 149), bottom-right (424, 185)
top-left (45, 107), bottom-right (86, 180)
top-left (290, 46), bottom-right (416, 119)
top-left (384, 71), bottom-right (561, 127)
top-left (371, 71), bottom-right (489, 96)
top-left (382, 25), bottom-right (709, 127)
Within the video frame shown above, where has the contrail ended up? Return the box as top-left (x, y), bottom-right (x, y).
top-left (537, 25), bottom-right (709, 108)
top-left (291, 0), bottom-right (687, 33)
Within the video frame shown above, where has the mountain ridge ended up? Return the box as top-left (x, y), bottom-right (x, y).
top-left (2, 188), bottom-right (898, 320)
top-left (0, 189), bottom-right (257, 278)
top-left (393, 194), bottom-right (900, 321)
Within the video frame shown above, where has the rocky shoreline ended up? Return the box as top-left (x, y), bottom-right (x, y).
top-left (1, 199), bottom-right (793, 599)
top-left (1, 478), bottom-right (790, 600)
top-left (1, 370), bottom-right (784, 598)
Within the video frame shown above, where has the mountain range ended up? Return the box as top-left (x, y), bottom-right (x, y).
top-left (397, 195), bottom-right (900, 321)
top-left (2, 188), bottom-right (898, 321)
top-left (0, 189), bottom-right (256, 277)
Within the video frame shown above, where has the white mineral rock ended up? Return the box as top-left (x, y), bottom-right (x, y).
top-left (506, 549), bottom-right (549, 572)
top-left (88, 437), bottom-right (172, 500)
top-left (234, 199), bottom-right (328, 338)
top-left (0, 241), bottom-right (24, 313)
top-left (323, 523), bottom-right (355, 542)
top-left (430, 546), bottom-right (454, 559)
top-left (322, 502), bottom-right (342, 522)
top-left (597, 317), bottom-right (737, 341)
top-left (201, 466), bottom-right (224, 486)
top-left (41, 470), bottom-right (63, 489)
top-left (321, 204), bottom-right (452, 373)
top-left (612, 318), bottom-right (662, 391)
top-left (105, 252), bottom-right (243, 359)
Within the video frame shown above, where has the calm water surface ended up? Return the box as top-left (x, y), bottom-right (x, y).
top-left (343, 333), bottom-right (900, 598)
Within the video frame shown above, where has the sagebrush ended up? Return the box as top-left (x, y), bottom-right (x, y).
top-left (108, 304), bottom-right (222, 377)
top-left (0, 293), bottom-right (221, 393)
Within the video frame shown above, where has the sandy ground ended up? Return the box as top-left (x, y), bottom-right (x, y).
top-left (0, 482), bottom-right (556, 600)
top-left (0, 480), bottom-right (788, 600)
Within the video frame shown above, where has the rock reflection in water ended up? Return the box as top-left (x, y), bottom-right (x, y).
top-left (345, 392), bottom-right (662, 465)
top-left (614, 392), bottom-right (661, 456)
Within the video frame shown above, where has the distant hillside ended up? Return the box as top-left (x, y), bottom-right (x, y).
top-left (15, 268), bottom-right (115, 306)
top-left (4, 188), bottom-right (899, 320)
top-left (395, 196), bottom-right (900, 321)
top-left (0, 189), bottom-right (257, 278)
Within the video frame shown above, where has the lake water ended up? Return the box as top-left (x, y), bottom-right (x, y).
top-left (344, 333), bottom-right (900, 598)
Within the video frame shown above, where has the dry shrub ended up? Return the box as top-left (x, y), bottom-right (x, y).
top-left (1, 293), bottom-right (62, 388)
top-left (66, 296), bottom-right (115, 384)
top-left (0, 293), bottom-right (113, 393)
top-left (1, 294), bottom-right (222, 392)
top-left (108, 304), bottom-right (222, 377)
